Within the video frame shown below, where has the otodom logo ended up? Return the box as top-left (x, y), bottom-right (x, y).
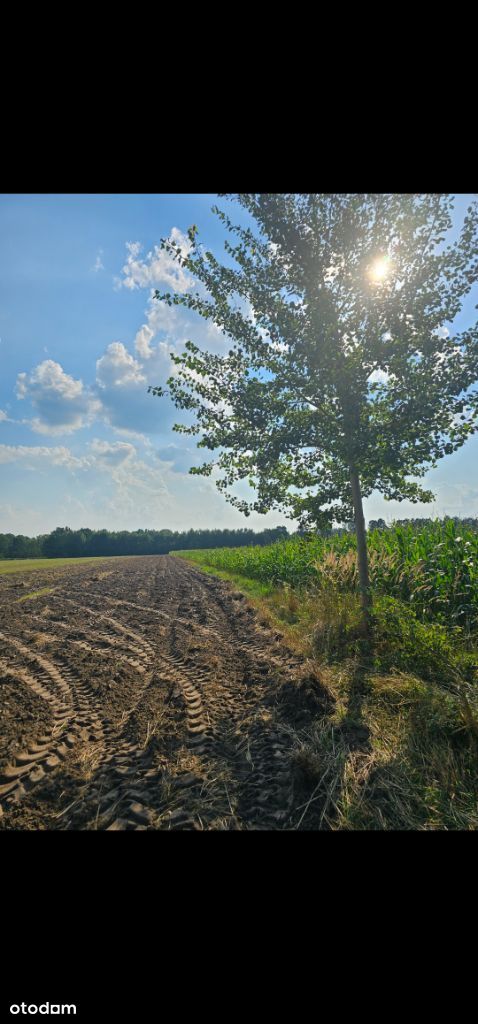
top-left (10, 1007), bottom-right (76, 1016)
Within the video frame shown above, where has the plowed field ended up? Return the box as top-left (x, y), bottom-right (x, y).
top-left (0, 556), bottom-right (330, 829)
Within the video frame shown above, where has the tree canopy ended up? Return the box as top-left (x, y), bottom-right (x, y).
top-left (150, 194), bottom-right (478, 529)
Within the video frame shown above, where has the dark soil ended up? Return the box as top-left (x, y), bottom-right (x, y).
top-left (0, 556), bottom-right (332, 830)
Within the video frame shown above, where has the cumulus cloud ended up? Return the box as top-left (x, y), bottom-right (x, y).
top-left (0, 409), bottom-right (8, 422)
top-left (118, 229), bottom-right (194, 293)
top-left (132, 294), bottom-right (226, 367)
top-left (96, 343), bottom-right (146, 389)
top-left (13, 226), bottom-right (232, 444)
top-left (95, 228), bottom-right (235, 433)
top-left (13, 344), bottom-right (175, 441)
top-left (110, 226), bottom-right (230, 393)
top-left (94, 342), bottom-right (175, 434)
top-left (134, 303), bottom-right (180, 360)
top-left (15, 360), bottom-right (98, 435)
top-left (134, 324), bottom-right (156, 361)
top-left (116, 227), bottom-right (227, 369)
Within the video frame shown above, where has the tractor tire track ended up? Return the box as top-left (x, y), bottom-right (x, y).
top-left (0, 555), bottom-right (330, 829)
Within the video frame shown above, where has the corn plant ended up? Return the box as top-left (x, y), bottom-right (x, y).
top-left (178, 519), bottom-right (478, 634)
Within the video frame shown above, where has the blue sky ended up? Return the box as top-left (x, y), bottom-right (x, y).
top-left (1, 193), bottom-right (477, 536)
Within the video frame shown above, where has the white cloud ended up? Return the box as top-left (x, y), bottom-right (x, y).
top-left (134, 302), bottom-right (180, 360)
top-left (134, 323), bottom-right (156, 361)
top-left (368, 368), bottom-right (389, 385)
top-left (118, 229), bottom-right (194, 293)
top-left (132, 294), bottom-right (226, 365)
top-left (114, 226), bottom-right (230, 379)
top-left (92, 249), bottom-right (104, 272)
top-left (0, 444), bottom-right (87, 470)
top-left (107, 427), bottom-right (152, 445)
top-left (12, 226), bottom-right (236, 446)
top-left (0, 440), bottom-right (138, 474)
top-left (15, 360), bottom-right (98, 435)
top-left (16, 361), bottom-right (81, 402)
top-left (0, 409), bottom-right (8, 422)
top-left (88, 438), bottom-right (136, 465)
top-left (0, 439), bottom-right (172, 531)
top-left (0, 438), bottom-right (295, 534)
top-left (96, 343), bottom-right (146, 389)
top-left (95, 448), bottom-right (173, 522)
top-left (94, 342), bottom-right (174, 433)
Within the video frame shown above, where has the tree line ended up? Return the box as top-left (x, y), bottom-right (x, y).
top-left (0, 525), bottom-right (290, 560)
top-left (1, 517), bottom-right (477, 560)
top-left (368, 516), bottom-right (478, 532)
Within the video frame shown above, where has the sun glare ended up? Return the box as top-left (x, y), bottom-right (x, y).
top-left (369, 256), bottom-right (391, 283)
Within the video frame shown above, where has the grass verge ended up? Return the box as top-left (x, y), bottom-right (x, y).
top-left (176, 551), bottom-right (478, 830)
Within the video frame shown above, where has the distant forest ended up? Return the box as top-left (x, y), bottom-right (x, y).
top-left (0, 525), bottom-right (290, 560)
top-left (1, 517), bottom-right (477, 560)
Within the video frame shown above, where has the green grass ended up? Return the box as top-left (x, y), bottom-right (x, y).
top-left (176, 536), bottom-right (478, 830)
top-left (0, 556), bottom-right (120, 576)
top-left (15, 587), bottom-right (55, 603)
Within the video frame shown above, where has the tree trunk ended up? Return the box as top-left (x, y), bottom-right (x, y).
top-left (349, 464), bottom-right (372, 634)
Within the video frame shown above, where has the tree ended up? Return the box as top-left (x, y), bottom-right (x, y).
top-left (368, 519), bottom-right (387, 531)
top-left (149, 195), bottom-right (478, 631)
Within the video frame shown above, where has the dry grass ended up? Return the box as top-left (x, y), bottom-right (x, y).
top-left (186, 563), bottom-right (478, 830)
top-left (284, 668), bottom-right (478, 830)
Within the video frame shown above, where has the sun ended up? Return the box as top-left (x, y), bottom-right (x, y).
top-left (369, 256), bottom-right (392, 283)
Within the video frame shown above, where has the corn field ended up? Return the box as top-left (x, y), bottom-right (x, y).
top-left (178, 520), bottom-right (478, 634)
